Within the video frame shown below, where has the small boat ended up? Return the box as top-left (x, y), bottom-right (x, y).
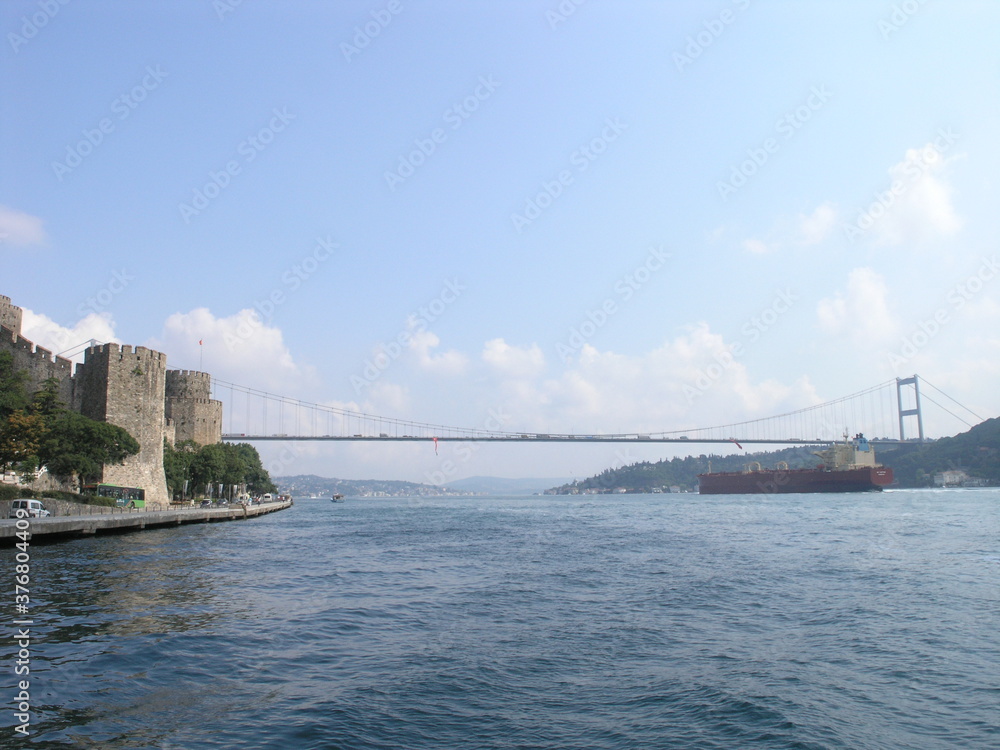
top-left (331, 494), bottom-right (344, 502)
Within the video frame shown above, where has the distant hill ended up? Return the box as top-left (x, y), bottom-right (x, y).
top-left (547, 445), bottom-right (820, 494)
top-left (876, 417), bottom-right (1000, 486)
top-left (443, 476), bottom-right (575, 495)
top-left (275, 474), bottom-right (445, 497)
top-left (275, 474), bottom-right (578, 497)
top-left (548, 418), bottom-right (1000, 494)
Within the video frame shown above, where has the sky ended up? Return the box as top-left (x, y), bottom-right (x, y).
top-left (2, 0), bottom-right (999, 484)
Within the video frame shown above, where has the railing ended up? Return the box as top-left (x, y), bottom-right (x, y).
top-left (1, 497), bottom-right (287, 518)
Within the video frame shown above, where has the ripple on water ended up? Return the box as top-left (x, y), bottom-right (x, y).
top-left (21, 491), bottom-right (1000, 749)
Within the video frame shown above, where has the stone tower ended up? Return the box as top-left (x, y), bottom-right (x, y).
top-left (165, 370), bottom-right (223, 446)
top-left (0, 294), bottom-right (23, 336)
top-left (74, 343), bottom-right (170, 507)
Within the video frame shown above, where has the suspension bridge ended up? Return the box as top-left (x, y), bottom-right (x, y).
top-left (211, 375), bottom-right (984, 447)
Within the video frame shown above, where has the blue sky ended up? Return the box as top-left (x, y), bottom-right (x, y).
top-left (3, 0), bottom-right (999, 483)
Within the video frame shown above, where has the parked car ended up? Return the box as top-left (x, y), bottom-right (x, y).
top-left (9, 499), bottom-right (51, 518)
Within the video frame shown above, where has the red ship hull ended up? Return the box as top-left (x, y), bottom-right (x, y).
top-left (698, 466), bottom-right (894, 494)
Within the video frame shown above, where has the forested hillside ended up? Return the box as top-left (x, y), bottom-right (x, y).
top-left (549, 418), bottom-right (1000, 493)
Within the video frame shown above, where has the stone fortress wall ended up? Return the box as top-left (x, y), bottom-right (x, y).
top-left (0, 294), bottom-right (223, 508)
top-left (0, 295), bottom-right (75, 406)
top-left (165, 370), bottom-right (224, 448)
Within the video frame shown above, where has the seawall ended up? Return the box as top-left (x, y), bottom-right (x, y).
top-left (0, 499), bottom-right (292, 544)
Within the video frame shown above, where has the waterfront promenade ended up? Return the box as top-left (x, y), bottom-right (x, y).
top-left (0, 499), bottom-right (292, 543)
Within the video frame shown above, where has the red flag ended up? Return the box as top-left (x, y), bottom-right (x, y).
top-left (199, 339), bottom-right (203, 346)
top-left (730, 438), bottom-right (743, 450)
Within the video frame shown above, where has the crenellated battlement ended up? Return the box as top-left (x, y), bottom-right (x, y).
top-left (0, 295), bottom-right (22, 338)
top-left (84, 342), bottom-right (168, 365)
top-left (169, 369), bottom-right (212, 379)
top-left (0, 323), bottom-right (75, 405)
top-left (0, 329), bottom-right (74, 371)
top-left (1, 293), bottom-right (224, 507)
top-left (165, 369), bottom-right (213, 399)
top-left (165, 368), bottom-right (222, 446)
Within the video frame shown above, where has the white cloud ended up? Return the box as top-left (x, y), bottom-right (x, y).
top-left (482, 338), bottom-right (545, 378)
top-left (457, 325), bottom-right (823, 436)
top-left (817, 267), bottom-right (896, 343)
top-left (743, 238), bottom-right (772, 255)
top-left (146, 307), bottom-right (315, 392)
top-left (0, 206), bottom-right (47, 247)
top-left (741, 201), bottom-right (838, 254)
top-left (866, 143), bottom-right (962, 246)
top-left (19, 308), bottom-right (119, 361)
top-left (407, 321), bottom-right (468, 376)
top-left (797, 201), bottom-right (837, 245)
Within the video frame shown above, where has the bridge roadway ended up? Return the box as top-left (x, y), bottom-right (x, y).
top-left (223, 435), bottom-right (907, 446)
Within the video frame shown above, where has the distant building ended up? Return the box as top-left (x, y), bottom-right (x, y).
top-left (933, 469), bottom-right (987, 488)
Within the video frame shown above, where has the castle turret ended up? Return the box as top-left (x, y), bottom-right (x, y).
top-left (74, 343), bottom-right (170, 507)
top-left (165, 369), bottom-right (223, 446)
top-left (0, 295), bottom-right (23, 337)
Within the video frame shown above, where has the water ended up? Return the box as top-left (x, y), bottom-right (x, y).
top-left (7, 490), bottom-right (1000, 749)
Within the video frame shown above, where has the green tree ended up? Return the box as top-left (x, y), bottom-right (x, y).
top-left (0, 411), bottom-right (45, 473)
top-left (40, 411), bottom-right (141, 490)
top-left (164, 439), bottom-right (199, 499)
top-left (190, 443), bottom-right (227, 492)
top-left (0, 355), bottom-right (142, 488)
top-left (29, 377), bottom-right (66, 425)
top-left (232, 442), bottom-right (277, 494)
top-left (0, 352), bottom-right (40, 473)
top-left (172, 441), bottom-right (277, 498)
top-left (220, 443), bottom-right (249, 487)
top-left (0, 351), bottom-right (30, 420)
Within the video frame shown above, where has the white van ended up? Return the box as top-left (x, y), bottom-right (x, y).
top-left (9, 499), bottom-right (51, 518)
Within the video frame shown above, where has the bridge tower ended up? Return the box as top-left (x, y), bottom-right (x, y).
top-left (896, 375), bottom-right (924, 441)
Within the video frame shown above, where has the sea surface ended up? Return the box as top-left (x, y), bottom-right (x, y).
top-left (7, 490), bottom-right (1000, 749)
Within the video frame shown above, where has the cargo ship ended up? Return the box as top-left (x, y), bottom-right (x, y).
top-left (698, 433), bottom-right (893, 494)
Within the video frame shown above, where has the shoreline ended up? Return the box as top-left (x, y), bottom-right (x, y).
top-left (0, 499), bottom-right (292, 545)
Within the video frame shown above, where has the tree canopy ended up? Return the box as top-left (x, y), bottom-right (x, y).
top-left (0, 354), bottom-right (140, 487)
top-left (163, 439), bottom-right (276, 499)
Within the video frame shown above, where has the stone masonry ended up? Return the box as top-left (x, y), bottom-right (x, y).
top-left (165, 370), bottom-right (223, 447)
top-left (0, 294), bottom-right (223, 507)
